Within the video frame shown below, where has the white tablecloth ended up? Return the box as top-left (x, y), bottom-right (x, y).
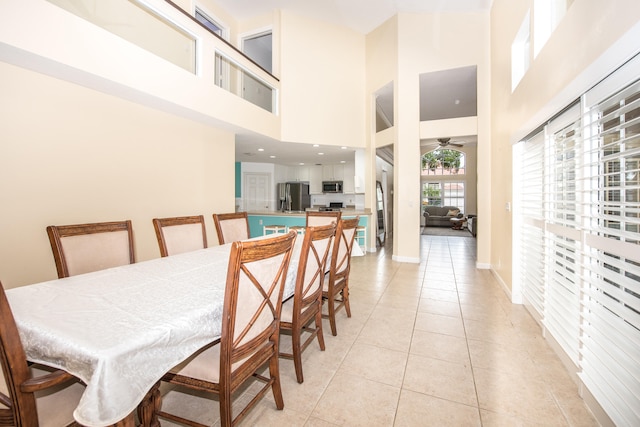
top-left (6, 236), bottom-right (301, 427)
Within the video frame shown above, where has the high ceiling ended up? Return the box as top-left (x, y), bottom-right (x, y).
top-left (214, 0), bottom-right (492, 34)
top-left (230, 0), bottom-right (491, 166)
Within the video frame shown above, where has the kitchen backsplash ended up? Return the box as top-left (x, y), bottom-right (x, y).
top-left (310, 193), bottom-right (365, 210)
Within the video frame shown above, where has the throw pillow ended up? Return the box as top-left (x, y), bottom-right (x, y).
top-left (447, 209), bottom-right (460, 216)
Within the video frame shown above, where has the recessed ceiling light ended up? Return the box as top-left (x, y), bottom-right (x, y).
top-left (340, 160), bottom-right (346, 163)
top-left (270, 155), bottom-right (276, 158)
top-left (313, 144), bottom-right (320, 147)
top-left (454, 99), bottom-right (460, 105)
top-left (341, 146), bottom-right (347, 149)
top-left (318, 152), bottom-right (324, 155)
top-left (299, 162), bottom-right (305, 165)
top-left (258, 148), bottom-right (264, 151)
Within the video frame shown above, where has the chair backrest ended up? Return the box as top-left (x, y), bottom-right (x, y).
top-left (220, 231), bottom-right (297, 378)
top-left (306, 211), bottom-right (342, 227)
top-left (0, 282), bottom-right (40, 424)
top-left (293, 223), bottom-right (336, 319)
top-left (152, 216), bottom-right (207, 257)
top-left (46, 220), bottom-right (135, 278)
top-left (328, 217), bottom-right (359, 281)
top-left (212, 212), bottom-right (250, 244)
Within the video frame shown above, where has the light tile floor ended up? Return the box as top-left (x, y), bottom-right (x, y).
top-left (161, 234), bottom-right (599, 426)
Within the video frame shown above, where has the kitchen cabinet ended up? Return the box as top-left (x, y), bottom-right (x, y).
top-left (323, 164), bottom-right (344, 181)
top-left (354, 148), bottom-right (365, 194)
top-left (274, 164), bottom-right (288, 184)
top-left (342, 162), bottom-right (355, 194)
top-left (286, 165), bottom-right (310, 182)
top-left (309, 165), bottom-right (323, 194)
top-left (297, 165), bottom-right (310, 182)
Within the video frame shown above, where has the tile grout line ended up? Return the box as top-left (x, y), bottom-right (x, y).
top-left (448, 235), bottom-right (485, 425)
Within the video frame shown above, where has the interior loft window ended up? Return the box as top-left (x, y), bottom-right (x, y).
top-left (242, 31), bottom-right (273, 73)
top-left (195, 7), bottom-right (225, 39)
top-left (533, 0), bottom-right (571, 57)
top-left (512, 10), bottom-right (531, 91)
top-left (47, 0), bottom-right (196, 73)
top-left (421, 149), bottom-right (466, 176)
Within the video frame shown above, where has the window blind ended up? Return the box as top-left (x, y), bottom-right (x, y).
top-left (514, 55), bottom-right (640, 425)
top-left (544, 111), bottom-right (582, 364)
top-left (579, 76), bottom-right (640, 426)
top-left (516, 131), bottom-right (546, 317)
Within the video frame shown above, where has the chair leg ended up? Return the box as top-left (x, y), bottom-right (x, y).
top-left (343, 286), bottom-right (352, 318)
top-left (219, 387), bottom-right (233, 427)
top-left (327, 294), bottom-right (338, 336)
top-left (269, 352), bottom-right (285, 409)
top-left (315, 309), bottom-right (326, 351)
top-left (291, 324), bottom-right (304, 383)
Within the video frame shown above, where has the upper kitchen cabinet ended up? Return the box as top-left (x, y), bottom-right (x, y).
top-left (309, 165), bottom-right (323, 194)
top-left (275, 164), bottom-right (289, 184)
top-left (322, 164), bottom-right (344, 181)
top-left (297, 165), bottom-right (310, 182)
top-left (286, 165), bottom-right (310, 182)
top-left (342, 162), bottom-right (355, 194)
top-left (354, 148), bottom-right (365, 194)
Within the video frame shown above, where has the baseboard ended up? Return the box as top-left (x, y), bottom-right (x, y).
top-left (581, 382), bottom-right (615, 427)
top-left (522, 300), bottom-right (614, 427)
top-left (489, 266), bottom-right (515, 303)
top-left (392, 254), bottom-right (420, 263)
top-left (475, 262), bottom-right (490, 269)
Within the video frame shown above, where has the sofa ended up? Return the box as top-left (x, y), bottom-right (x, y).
top-left (423, 206), bottom-right (463, 227)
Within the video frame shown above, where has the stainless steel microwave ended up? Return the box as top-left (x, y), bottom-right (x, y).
top-left (322, 181), bottom-right (343, 193)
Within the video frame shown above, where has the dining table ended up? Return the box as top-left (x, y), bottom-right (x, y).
top-left (5, 233), bottom-right (302, 427)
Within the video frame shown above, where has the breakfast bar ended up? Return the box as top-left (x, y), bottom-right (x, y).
top-left (247, 210), bottom-right (371, 251)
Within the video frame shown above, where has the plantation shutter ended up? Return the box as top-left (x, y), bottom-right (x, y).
top-left (514, 54), bottom-right (640, 426)
top-left (544, 103), bottom-right (582, 364)
top-left (514, 131), bottom-right (546, 317)
top-left (579, 75), bottom-right (640, 426)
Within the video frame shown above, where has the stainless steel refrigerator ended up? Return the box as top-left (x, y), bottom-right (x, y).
top-left (277, 182), bottom-right (310, 211)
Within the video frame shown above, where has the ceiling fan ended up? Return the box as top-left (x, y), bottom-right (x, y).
top-left (437, 137), bottom-right (464, 147)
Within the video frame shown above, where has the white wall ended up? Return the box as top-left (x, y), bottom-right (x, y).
top-left (279, 11), bottom-right (366, 149)
top-left (0, 62), bottom-right (235, 288)
top-left (387, 12), bottom-right (491, 262)
top-left (0, 0), bottom-right (280, 141)
top-left (490, 0), bottom-right (640, 292)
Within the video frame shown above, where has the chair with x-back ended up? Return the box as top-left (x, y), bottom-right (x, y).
top-left (305, 211), bottom-right (342, 227)
top-left (157, 230), bottom-right (297, 427)
top-left (323, 216), bottom-right (359, 336)
top-left (279, 222), bottom-right (336, 383)
top-left (0, 281), bottom-right (85, 427)
top-left (46, 220), bottom-right (135, 278)
top-left (212, 212), bottom-right (250, 245)
top-left (152, 215), bottom-right (207, 257)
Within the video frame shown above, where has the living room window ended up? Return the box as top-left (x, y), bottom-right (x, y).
top-left (444, 182), bottom-right (465, 213)
top-left (421, 149), bottom-right (465, 176)
top-left (422, 182), bottom-right (465, 214)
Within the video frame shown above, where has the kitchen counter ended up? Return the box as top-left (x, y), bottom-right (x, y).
top-left (248, 209), bottom-right (371, 217)
top-left (246, 211), bottom-right (371, 251)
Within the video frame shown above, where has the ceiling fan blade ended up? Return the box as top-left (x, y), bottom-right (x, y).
top-left (451, 143), bottom-right (464, 147)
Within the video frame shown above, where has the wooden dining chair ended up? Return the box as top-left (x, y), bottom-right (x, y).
top-left (0, 282), bottom-right (85, 427)
top-left (279, 223), bottom-right (336, 383)
top-left (46, 220), bottom-right (135, 278)
top-left (158, 231), bottom-right (297, 427)
top-left (323, 217), bottom-right (359, 336)
top-left (152, 215), bottom-right (207, 257)
top-left (305, 211), bottom-right (342, 227)
top-left (212, 212), bottom-right (250, 244)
